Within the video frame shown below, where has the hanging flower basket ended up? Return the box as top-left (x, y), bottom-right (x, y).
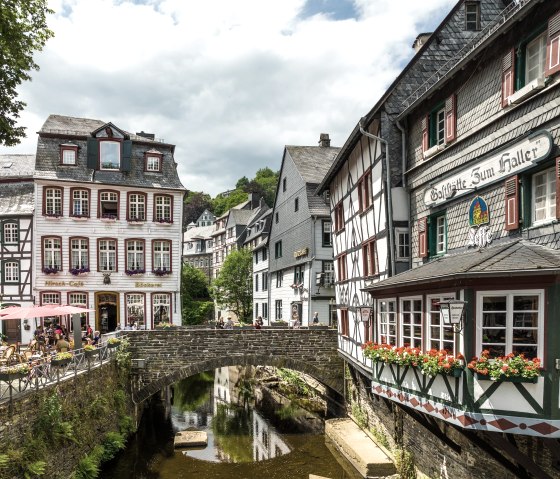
top-left (84, 347), bottom-right (98, 358)
top-left (107, 338), bottom-right (121, 349)
top-left (0, 365), bottom-right (29, 382)
top-left (51, 352), bottom-right (72, 367)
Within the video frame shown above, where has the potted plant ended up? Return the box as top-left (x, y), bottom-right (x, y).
top-left (42, 266), bottom-right (60, 275)
top-left (70, 266), bottom-right (90, 276)
top-left (153, 268), bottom-right (171, 276)
top-left (0, 364), bottom-right (30, 381)
top-left (155, 322), bottom-right (173, 329)
top-left (107, 337), bottom-right (121, 349)
top-left (419, 349), bottom-right (464, 378)
top-left (83, 344), bottom-right (98, 358)
top-left (467, 350), bottom-right (541, 383)
top-left (51, 351), bottom-right (72, 367)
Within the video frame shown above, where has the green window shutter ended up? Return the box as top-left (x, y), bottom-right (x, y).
top-left (87, 138), bottom-right (98, 169)
top-left (122, 140), bottom-right (132, 172)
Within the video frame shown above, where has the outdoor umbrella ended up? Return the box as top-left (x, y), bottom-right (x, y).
top-left (0, 304), bottom-right (61, 320)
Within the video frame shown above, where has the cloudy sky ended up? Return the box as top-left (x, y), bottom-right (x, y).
top-left (2, 0), bottom-right (456, 196)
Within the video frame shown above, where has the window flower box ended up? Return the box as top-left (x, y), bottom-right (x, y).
top-left (51, 352), bottom-right (72, 367)
top-left (44, 213), bottom-right (62, 219)
top-left (101, 214), bottom-right (118, 222)
top-left (126, 269), bottom-right (145, 276)
top-left (70, 215), bottom-right (89, 221)
top-left (154, 218), bottom-right (173, 225)
top-left (467, 351), bottom-right (541, 383)
top-left (473, 372), bottom-right (538, 384)
top-left (70, 267), bottom-right (90, 276)
top-left (42, 267), bottom-right (60, 275)
top-left (153, 268), bottom-right (171, 276)
top-left (128, 217), bottom-right (145, 225)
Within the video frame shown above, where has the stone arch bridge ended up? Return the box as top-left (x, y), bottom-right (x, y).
top-left (123, 328), bottom-right (344, 403)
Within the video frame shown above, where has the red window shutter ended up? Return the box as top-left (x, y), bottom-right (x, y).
top-left (418, 218), bottom-right (428, 258)
top-left (501, 49), bottom-right (515, 108)
top-left (545, 11), bottom-right (560, 77)
top-left (421, 115), bottom-right (429, 153)
top-left (556, 157), bottom-right (560, 219)
top-left (504, 176), bottom-right (519, 231)
top-left (445, 94), bottom-right (456, 143)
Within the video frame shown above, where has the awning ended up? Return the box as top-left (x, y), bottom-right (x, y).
top-left (364, 240), bottom-right (560, 295)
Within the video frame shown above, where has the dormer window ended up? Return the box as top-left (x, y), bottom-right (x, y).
top-left (99, 140), bottom-right (121, 170)
top-left (145, 151), bottom-right (162, 173)
top-left (60, 144), bottom-right (78, 165)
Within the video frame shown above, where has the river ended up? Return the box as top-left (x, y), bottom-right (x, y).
top-left (100, 366), bottom-right (360, 479)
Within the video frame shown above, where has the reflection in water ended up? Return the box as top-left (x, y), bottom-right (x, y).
top-left (101, 366), bottom-right (358, 479)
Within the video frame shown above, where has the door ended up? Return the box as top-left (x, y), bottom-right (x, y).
top-left (96, 292), bottom-right (119, 333)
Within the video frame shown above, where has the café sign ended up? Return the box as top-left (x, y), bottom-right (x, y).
top-left (424, 130), bottom-right (552, 207)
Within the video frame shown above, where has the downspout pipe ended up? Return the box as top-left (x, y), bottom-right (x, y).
top-left (359, 119), bottom-right (395, 277)
top-left (396, 119), bottom-right (406, 189)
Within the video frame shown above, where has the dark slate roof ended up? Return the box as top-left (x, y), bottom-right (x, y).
top-left (244, 208), bottom-right (272, 245)
top-left (35, 115), bottom-right (185, 191)
top-left (228, 208), bottom-right (253, 227)
top-left (0, 155), bottom-right (36, 179)
top-left (183, 225), bottom-right (214, 242)
top-left (287, 146), bottom-right (340, 184)
top-left (0, 182), bottom-right (34, 216)
top-left (307, 184), bottom-right (330, 216)
top-left (365, 240), bottom-right (560, 293)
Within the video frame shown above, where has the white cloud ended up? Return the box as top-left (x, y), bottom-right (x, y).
top-left (1, 0), bottom-right (456, 196)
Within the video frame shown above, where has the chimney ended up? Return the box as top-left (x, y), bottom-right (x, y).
top-left (136, 131), bottom-right (155, 140)
top-left (412, 33), bottom-right (432, 52)
top-left (319, 133), bottom-right (331, 147)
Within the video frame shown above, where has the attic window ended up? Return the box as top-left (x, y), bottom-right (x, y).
top-left (465, 2), bottom-right (480, 31)
top-left (99, 140), bottom-right (120, 170)
top-left (60, 144), bottom-right (78, 165)
top-left (145, 151), bottom-right (162, 172)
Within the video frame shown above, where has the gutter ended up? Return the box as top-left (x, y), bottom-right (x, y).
top-left (359, 120), bottom-right (395, 277)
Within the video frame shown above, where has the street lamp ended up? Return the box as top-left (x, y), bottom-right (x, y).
top-left (438, 299), bottom-right (467, 333)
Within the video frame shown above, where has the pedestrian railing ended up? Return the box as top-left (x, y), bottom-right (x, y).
top-left (0, 344), bottom-right (118, 408)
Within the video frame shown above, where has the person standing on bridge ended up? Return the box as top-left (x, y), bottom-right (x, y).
top-left (224, 317), bottom-right (234, 329)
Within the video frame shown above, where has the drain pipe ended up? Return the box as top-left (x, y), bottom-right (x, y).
top-left (359, 119), bottom-right (395, 277)
top-left (396, 119), bottom-right (406, 189)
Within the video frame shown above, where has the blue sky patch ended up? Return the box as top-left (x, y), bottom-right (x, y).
top-left (299, 0), bottom-right (358, 21)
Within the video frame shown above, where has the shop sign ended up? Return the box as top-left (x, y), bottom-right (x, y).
top-left (135, 282), bottom-right (162, 288)
top-left (467, 196), bottom-right (492, 248)
top-left (45, 280), bottom-right (84, 287)
top-left (424, 130), bottom-right (552, 207)
top-left (294, 248), bottom-right (309, 258)
top-left (359, 307), bottom-right (371, 322)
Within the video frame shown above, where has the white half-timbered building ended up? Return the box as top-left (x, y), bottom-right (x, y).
top-left (0, 155), bottom-right (35, 344)
top-left (33, 115), bottom-right (185, 332)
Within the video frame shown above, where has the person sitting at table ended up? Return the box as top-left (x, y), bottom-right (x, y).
top-left (56, 336), bottom-right (71, 352)
top-left (92, 331), bottom-right (101, 346)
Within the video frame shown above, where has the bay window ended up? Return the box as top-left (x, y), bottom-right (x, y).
top-left (401, 298), bottom-right (422, 348)
top-left (378, 299), bottom-right (397, 345)
top-left (427, 295), bottom-right (456, 354)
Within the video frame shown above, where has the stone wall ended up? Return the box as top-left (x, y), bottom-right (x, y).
top-left (0, 362), bottom-right (137, 479)
top-left (347, 364), bottom-right (559, 479)
top-left (123, 328), bottom-right (344, 402)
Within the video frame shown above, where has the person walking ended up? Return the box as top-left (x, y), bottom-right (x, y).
top-left (313, 312), bottom-right (319, 324)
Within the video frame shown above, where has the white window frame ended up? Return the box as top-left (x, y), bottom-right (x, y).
top-left (532, 167), bottom-right (556, 225)
top-left (100, 191), bottom-right (119, 219)
top-left (70, 239), bottom-right (89, 269)
top-left (427, 294), bottom-right (457, 354)
top-left (153, 240), bottom-right (171, 270)
top-left (396, 228), bottom-right (410, 260)
top-left (41, 292), bottom-right (60, 304)
top-left (72, 189), bottom-right (89, 217)
top-left (43, 237), bottom-right (62, 270)
top-left (3, 222), bottom-right (18, 244)
top-left (146, 156), bottom-right (160, 172)
top-left (436, 108), bottom-right (445, 146)
top-left (275, 299), bottom-right (283, 320)
top-left (128, 193), bottom-right (146, 221)
top-left (62, 148), bottom-right (77, 165)
top-left (476, 290), bottom-right (544, 360)
top-left (126, 293), bottom-right (145, 329)
top-left (4, 262), bottom-right (19, 282)
top-left (99, 239), bottom-right (117, 272)
top-left (400, 296), bottom-right (423, 348)
top-left (45, 188), bottom-right (62, 216)
top-left (377, 298), bottom-right (397, 346)
top-left (99, 140), bottom-right (121, 170)
top-left (436, 215), bottom-right (446, 254)
top-left (153, 293), bottom-right (171, 326)
top-left (127, 240), bottom-right (144, 271)
top-left (525, 32), bottom-right (547, 84)
top-left (155, 195), bottom-right (172, 222)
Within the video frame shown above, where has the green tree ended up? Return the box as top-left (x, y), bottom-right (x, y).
top-left (212, 189), bottom-right (248, 217)
top-left (183, 191), bottom-right (213, 228)
top-left (181, 263), bottom-right (213, 325)
top-left (211, 248), bottom-right (253, 323)
top-left (0, 0), bottom-right (53, 146)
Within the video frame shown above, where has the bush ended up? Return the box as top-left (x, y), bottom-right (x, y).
top-left (101, 431), bottom-right (126, 462)
top-left (73, 454), bottom-right (99, 479)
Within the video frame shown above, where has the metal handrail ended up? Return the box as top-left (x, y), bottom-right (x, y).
top-left (401, 0), bottom-right (535, 110)
top-left (0, 344), bottom-right (118, 408)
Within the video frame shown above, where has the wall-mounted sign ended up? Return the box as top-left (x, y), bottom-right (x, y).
top-left (468, 196), bottom-right (489, 227)
top-left (294, 248), bottom-right (309, 258)
top-left (135, 282), bottom-right (162, 288)
top-left (45, 280), bottom-right (85, 287)
top-left (424, 130), bottom-right (552, 207)
top-left (467, 196), bottom-right (493, 248)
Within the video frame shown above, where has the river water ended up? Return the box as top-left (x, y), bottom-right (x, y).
top-left (101, 366), bottom-right (360, 479)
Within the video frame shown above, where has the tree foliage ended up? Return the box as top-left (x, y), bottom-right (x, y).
top-left (181, 263), bottom-right (213, 325)
top-left (212, 189), bottom-right (248, 217)
top-left (211, 248), bottom-right (253, 323)
top-left (183, 191), bottom-right (213, 227)
top-left (0, 0), bottom-right (53, 146)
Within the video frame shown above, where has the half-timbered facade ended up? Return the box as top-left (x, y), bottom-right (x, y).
top-left (0, 155), bottom-right (35, 344)
top-left (268, 134), bottom-right (337, 327)
top-left (33, 115), bottom-right (185, 332)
